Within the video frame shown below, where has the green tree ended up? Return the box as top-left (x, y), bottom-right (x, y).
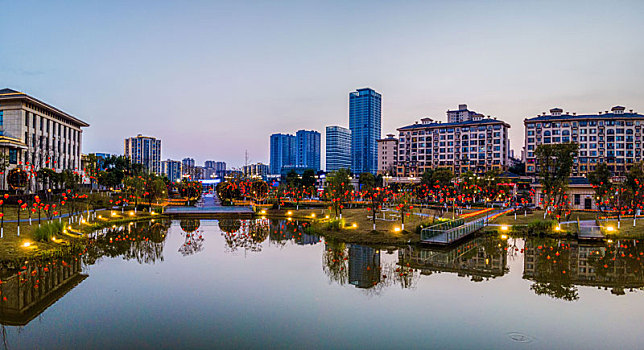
top-left (124, 176), bottom-right (145, 209)
top-left (431, 168), bottom-right (454, 188)
top-left (589, 162), bottom-right (612, 214)
top-left (508, 161), bottom-right (526, 176)
top-left (420, 169), bottom-right (434, 187)
top-left (145, 175), bottom-right (167, 209)
top-left (626, 161), bottom-right (644, 192)
top-left (250, 180), bottom-right (269, 202)
top-left (363, 186), bottom-right (392, 231)
top-left (301, 169), bottom-right (316, 188)
top-left (301, 169), bottom-right (317, 200)
top-left (36, 168), bottom-right (57, 191)
top-left (61, 169), bottom-right (81, 192)
top-left (359, 172), bottom-right (376, 192)
top-left (323, 169), bottom-right (353, 219)
top-left (85, 153), bottom-right (99, 191)
top-left (535, 143), bottom-right (579, 222)
top-left (285, 170), bottom-right (301, 188)
top-left (625, 161), bottom-right (644, 226)
top-left (393, 186), bottom-right (414, 231)
top-left (271, 183), bottom-right (287, 210)
top-left (98, 170), bottom-right (123, 189)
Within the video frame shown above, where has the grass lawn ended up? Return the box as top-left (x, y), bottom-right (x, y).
top-left (602, 219), bottom-right (644, 239)
top-left (492, 210), bottom-right (599, 226)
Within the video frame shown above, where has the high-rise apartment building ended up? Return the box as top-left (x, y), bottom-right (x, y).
top-left (181, 157), bottom-right (197, 178)
top-left (350, 88), bottom-right (381, 175)
top-left (124, 134), bottom-right (161, 174)
top-left (0, 89), bottom-right (88, 183)
top-left (270, 133), bottom-right (296, 175)
top-left (397, 112), bottom-right (511, 177)
top-left (446, 104), bottom-right (485, 123)
top-left (204, 160), bottom-right (226, 178)
top-left (524, 106), bottom-right (644, 177)
top-left (182, 157), bottom-right (195, 169)
top-left (243, 162), bottom-right (269, 178)
top-left (296, 130), bottom-right (321, 171)
top-left (326, 126), bottom-right (351, 172)
top-left (377, 134), bottom-right (398, 175)
top-left (161, 159), bottom-right (182, 182)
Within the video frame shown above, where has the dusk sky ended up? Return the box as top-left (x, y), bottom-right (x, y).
top-left (2, 0), bottom-right (643, 169)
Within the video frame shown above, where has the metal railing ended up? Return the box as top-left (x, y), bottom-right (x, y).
top-left (420, 218), bottom-right (465, 241)
top-left (421, 217), bottom-right (487, 243)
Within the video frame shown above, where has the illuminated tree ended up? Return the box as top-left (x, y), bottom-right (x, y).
top-left (589, 162), bottom-right (612, 215)
top-left (393, 185), bottom-right (414, 231)
top-left (323, 169), bottom-right (354, 219)
top-left (535, 143), bottom-right (579, 222)
top-left (363, 186), bottom-right (393, 231)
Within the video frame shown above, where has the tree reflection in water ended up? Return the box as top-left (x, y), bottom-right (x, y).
top-left (322, 242), bottom-right (420, 294)
top-left (219, 219), bottom-right (271, 253)
top-left (84, 220), bottom-right (170, 265)
top-left (524, 237), bottom-right (644, 300)
top-left (323, 240), bottom-right (348, 285)
top-left (268, 219), bottom-right (318, 247)
top-left (179, 219), bottom-right (204, 256)
top-left (524, 239), bottom-right (579, 301)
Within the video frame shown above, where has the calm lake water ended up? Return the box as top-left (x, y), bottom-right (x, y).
top-left (1, 218), bottom-right (644, 349)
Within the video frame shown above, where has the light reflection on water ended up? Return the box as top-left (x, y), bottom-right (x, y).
top-left (0, 218), bottom-right (642, 349)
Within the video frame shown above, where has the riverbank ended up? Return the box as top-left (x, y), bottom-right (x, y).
top-left (261, 206), bottom-right (644, 243)
top-left (261, 207), bottom-right (448, 246)
top-left (0, 208), bottom-right (165, 261)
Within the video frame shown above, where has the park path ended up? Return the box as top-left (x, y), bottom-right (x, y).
top-left (0, 208), bottom-right (107, 224)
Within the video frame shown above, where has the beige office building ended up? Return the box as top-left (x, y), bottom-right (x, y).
top-left (0, 88), bottom-right (88, 186)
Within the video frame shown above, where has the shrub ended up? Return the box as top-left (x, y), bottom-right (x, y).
top-left (88, 193), bottom-right (112, 209)
top-left (136, 204), bottom-right (150, 211)
top-left (325, 218), bottom-right (345, 231)
top-left (526, 219), bottom-right (557, 235)
top-left (33, 221), bottom-right (65, 242)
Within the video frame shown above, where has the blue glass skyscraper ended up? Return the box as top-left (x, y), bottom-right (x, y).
top-left (296, 130), bottom-right (321, 171)
top-left (349, 88), bottom-right (381, 174)
top-left (270, 133), bottom-right (296, 174)
top-left (325, 126), bottom-right (351, 172)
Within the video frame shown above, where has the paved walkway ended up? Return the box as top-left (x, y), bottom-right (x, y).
top-left (577, 220), bottom-right (605, 240)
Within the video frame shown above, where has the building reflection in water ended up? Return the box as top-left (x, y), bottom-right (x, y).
top-left (348, 245), bottom-right (381, 288)
top-left (0, 259), bottom-right (86, 326)
top-left (0, 220), bottom-right (172, 329)
top-left (323, 242), bottom-right (419, 292)
top-left (523, 238), bottom-right (644, 300)
top-left (398, 235), bottom-right (509, 282)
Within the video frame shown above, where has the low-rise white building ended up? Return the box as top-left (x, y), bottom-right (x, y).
top-left (0, 88), bottom-right (89, 189)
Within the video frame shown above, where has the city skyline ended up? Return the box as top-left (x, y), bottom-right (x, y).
top-left (2, 1), bottom-right (644, 168)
